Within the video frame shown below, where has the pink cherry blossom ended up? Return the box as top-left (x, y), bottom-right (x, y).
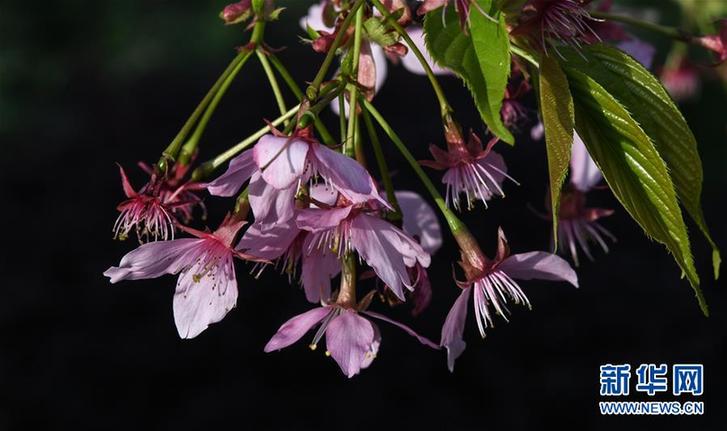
top-left (421, 132), bottom-right (517, 211)
top-left (296, 193), bottom-right (430, 301)
top-left (441, 228), bottom-right (578, 371)
top-left (264, 305), bottom-right (438, 378)
top-left (113, 163), bottom-right (204, 243)
top-left (104, 216), bottom-right (253, 338)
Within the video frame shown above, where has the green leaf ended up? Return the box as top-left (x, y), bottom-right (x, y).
top-left (558, 44), bottom-right (720, 279)
top-left (424, 0), bottom-right (514, 144)
top-left (566, 68), bottom-right (707, 316)
top-left (538, 55), bottom-right (574, 245)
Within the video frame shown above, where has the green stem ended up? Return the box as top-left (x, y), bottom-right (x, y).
top-left (256, 49), bottom-right (289, 126)
top-left (305, 0), bottom-right (366, 100)
top-left (156, 50), bottom-right (248, 172)
top-left (344, 7), bottom-right (364, 157)
top-left (178, 48), bottom-right (255, 166)
top-left (267, 53), bottom-right (335, 145)
top-left (361, 101), bottom-right (401, 219)
top-left (369, 0), bottom-right (453, 119)
top-left (191, 103), bottom-right (300, 182)
top-left (591, 11), bottom-right (693, 42)
top-left (338, 94), bottom-right (347, 144)
top-left (360, 98), bottom-right (466, 235)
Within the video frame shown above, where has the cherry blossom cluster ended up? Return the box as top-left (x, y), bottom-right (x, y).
top-left (104, 0), bottom-right (724, 377)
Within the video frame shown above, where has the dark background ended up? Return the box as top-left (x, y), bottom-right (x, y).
top-left (1, 1), bottom-right (725, 429)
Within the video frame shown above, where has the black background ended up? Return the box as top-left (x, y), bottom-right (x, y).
top-left (1, 1), bottom-right (725, 429)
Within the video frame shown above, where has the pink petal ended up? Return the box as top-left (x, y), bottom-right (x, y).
top-left (253, 135), bottom-right (310, 189)
top-left (299, 1), bottom-right (332, 32)
top-left (325, 310), bottom-right (375, 378)
top-left (173, 252), bottom-right (238, 338)
top-left (498, 252), bottom-right (579, 287)
top-left (440, 287), bottom-right (472, 372)
top-left (395, 190), bottom-right (442, 255)
top-left (309, 183), bottom-right (339, 207)
top-left (116, 164), bottom-right (137, 198)
top-left (236, 219), bottom-right (300, 260)
top-left (103, 238), bottom-right (202, 283)
top-left (296, 205), bottom-right (353, 233)
top-left (207, 150), bottom-right (256, 197)
top-left (301, 242), bottom-right (340, 303)
top-left (248, 172), bottom-right (296, 226)
top-left (570, 132), bottom-right (602, 192)
top-left (311, 143), bottom-right (374, 198)
top-left (350, 214), bottom-right (430, 301)
top-left (264, 307), bottom-right (330, 352)
top-left (360, 322), bottom-right (381, 370)
top-left (364, 310), bottom-right (439, 349)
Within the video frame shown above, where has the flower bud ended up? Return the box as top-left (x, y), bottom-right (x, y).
top-left (220, 0), bottom-right (253, 25)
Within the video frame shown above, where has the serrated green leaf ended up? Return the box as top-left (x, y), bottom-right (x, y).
top-left (538, 55), bottom-right (574, 246)
top-left (423, 0), bottom-right (514, 144)
top-left (566, 68), bottom-right (707, 316)
top-left (558, 44), bottom-right (720, 279)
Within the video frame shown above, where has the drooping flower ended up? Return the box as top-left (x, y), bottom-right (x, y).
top-left (441, 228), bottom-right (578, 371)
top-left (206, 134), bottom-right (385, 226)
top-left (104, 215), bottom-right (254, 338)
top-left (556, 133), bottom-right (615, 265)
top-left (297, 192), bottom-right (430, 301)
top-left (421, 131), bottom-right (517, 211)
top-left (511, 0), bottom-right (599, 53)
top-left (113, 163), bottom-right (204, 243)
top-left (264, 303), bottom-right (438, 378)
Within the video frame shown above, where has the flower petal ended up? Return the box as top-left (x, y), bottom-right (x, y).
top-left (395, 190), bottom-right (443, 255)
top-left (264, 307), bottom-right (330, 352)
top-left (440, 287), bottom-right (472, 372)
top-left (569, 132), bottom-right (602, 192)
top-left (253, 135), bottom-right (309, 189)
top-left (498, 252), bottom-right (579, 287)
top-left (103, 238), bottom-right (202, 283)
top-left (173, 251), bottom-right (238, 339)
top-left (296, 205), bottom-right (353, 233)
top-left (236, 219), bottom-right (300, 260)
top-left (325, 310), bottom-right (375, 378)
top-left (207, 150), bottom-right (256, 197)
top-left (311, 143), bottom-right (374, 198)
top-left (248, 172), bottom-right (296, 226)
top-left (301, 243), bottom-right (340, 303)
top-left (350, 214), bottom-right (430, 301)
